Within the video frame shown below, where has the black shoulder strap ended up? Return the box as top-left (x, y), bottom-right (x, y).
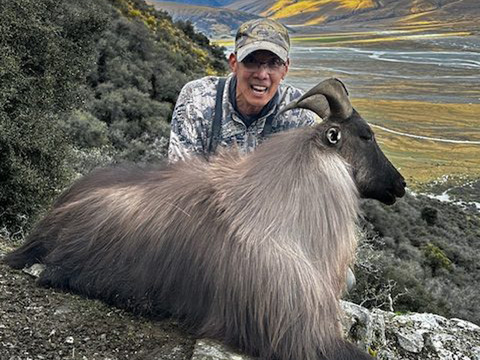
top-left (261, 111), bottom-right (276, 138)
top-left (208, 77), bottom-right (227, 155)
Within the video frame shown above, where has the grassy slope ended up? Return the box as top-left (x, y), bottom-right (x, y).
top-left (353, 99), bottom-right (480, 188)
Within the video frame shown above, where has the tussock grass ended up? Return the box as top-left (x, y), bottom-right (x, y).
top-left (352, 98), bottom-right (480, 188)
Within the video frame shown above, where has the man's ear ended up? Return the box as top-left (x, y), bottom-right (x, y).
top-left (282, 58), bottom-right (290, 79)
top-left (229, 53), bottom-right (238, 73)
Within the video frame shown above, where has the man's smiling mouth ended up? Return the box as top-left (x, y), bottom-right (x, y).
top-left (251, 85), bottom-right (268, 94)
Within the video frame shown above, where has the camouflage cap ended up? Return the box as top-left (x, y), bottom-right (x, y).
top-left (235, 18), bottom-right (290, 62)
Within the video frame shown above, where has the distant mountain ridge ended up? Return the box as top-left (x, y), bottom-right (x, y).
top-left (147, 1), bottom-right (259, 37)
top-left (148, 0), bottom-right (480, 37)
top-left (228, 0), bottom-right (480, 26)
top-left (157, 0), bottom-right (235, 5)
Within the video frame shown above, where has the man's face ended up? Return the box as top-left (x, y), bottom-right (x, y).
top-left (229, 50), bottom-right (289, 115)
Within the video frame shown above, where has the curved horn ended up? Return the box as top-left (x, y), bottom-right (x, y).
top-left (278, 78), bottom-right (353, 120)
top-left (278, 93), bottom-right (331, 119)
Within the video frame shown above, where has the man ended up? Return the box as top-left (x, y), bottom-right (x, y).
top-left (168, 18), bottom-right (316, 162)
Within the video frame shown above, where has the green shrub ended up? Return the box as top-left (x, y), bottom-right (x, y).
top-left (80, 0), bottom-right (228, 162)
top-left (357, 192), bottom-right (480, 324)
top-left (421, 206), bottom-right (438, 225)
top-left (0, 0), bottom-right (104, 233)
top-left (423, 243), bottom-right (453, 275)
top-left (62, 111), bottom-right (109, 148)
top-left (0, 0), bottom-right (227, 235)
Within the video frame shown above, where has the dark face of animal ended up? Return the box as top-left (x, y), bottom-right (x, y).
top-left (280, 78), bottom-right (406, 205)
top-left (316, 110), bottom-right (405, 204)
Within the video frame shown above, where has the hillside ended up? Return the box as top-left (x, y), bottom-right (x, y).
top-left (0, 0), bottom-right (227, 234)
top-left (146, 1), bottom-right (259, 37)
top-left (156, 0), bottom-right (235, 5)
top-left (150, 0), bottom-right (480, 36)
top-left (228, 0), bottom-right (480, 26)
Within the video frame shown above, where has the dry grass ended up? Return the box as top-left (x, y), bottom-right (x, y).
top-left (264, 0), bottom-right (331, 20)
top-left (352, 98), bottom-right (480, 188)
top-left (261, 0), bottom-right (374, 19)
top-left (290, 31), bottom-right (471, 45)
top-left (304, 15), bottom-right (328, 25)
top-left (213, 27), bottom-right (472, 46)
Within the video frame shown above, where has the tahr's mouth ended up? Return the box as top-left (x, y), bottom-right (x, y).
top-left (382, 191), bottom-right (397, 205)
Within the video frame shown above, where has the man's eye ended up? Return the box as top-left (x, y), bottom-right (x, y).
top-left (242, 59), bottom-right (259, 69)
top-left (269, 59), bottom-right (284, 68)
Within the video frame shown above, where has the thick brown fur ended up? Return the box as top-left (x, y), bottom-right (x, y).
top-left (6, 125), bottom-right (376, 359)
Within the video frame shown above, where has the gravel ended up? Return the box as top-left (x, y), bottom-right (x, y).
top-left (0, 243), bottom-right (195, 360)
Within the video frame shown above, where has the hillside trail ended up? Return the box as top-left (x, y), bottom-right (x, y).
top-left (370, 124), bottom-right (480, 144)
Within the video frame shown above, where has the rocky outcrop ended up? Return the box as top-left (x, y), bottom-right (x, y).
top-left (190, 301), bottom-right (480, 359)
top-left (342, 301), bottom-right (480, 359)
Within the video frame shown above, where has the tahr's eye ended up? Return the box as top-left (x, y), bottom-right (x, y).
top-left (326, 127), bottom-right (341, 145)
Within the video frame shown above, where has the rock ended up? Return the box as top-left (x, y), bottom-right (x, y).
top-left (451, 318), bottom-right (480, 332)
top-left (342, 302), bottom-right (480, 359)
top-left (22, 263), bottom-right (45, 278)
top-left (190, 302), bottom-right (480, 360)
top-left (341, 301), bottom-right (387, 351)
top-left (191, 339), bottom-right (252, 360)
top-left (130, 344), bottom-right (191, 360)
top-left (54, 304), bottom-right (72, 316)
top-left (393, 328), bottom-right (424, 353)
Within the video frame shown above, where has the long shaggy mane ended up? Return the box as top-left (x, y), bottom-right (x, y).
top-left (5, 126), bottom-right (363, 360)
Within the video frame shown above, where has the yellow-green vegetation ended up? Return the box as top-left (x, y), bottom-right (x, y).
top-left (397, 12), bottom-right (441, 25)
top-left (116, 0), bottom-right (224, 75)
top-left (260, 0), bottom-right (294, 17)
top-left (119, 0), bottom-right (159, 30)
top-left (213, 30), bottom-right (387, 46)
top-left (261, 0), bottom-right (374, 19)
top-left (423, 243), bottom-right (453, 274)
top-left (263, 1), bottom-right (327, 19)
top-left (212, 27), bottom-right (466, 46)
top-left (352, 99), bottom-right (480, 189)
top-left (410, 0), bottom-right (437, 14)
top-left (304, 15), bottom-right (327, 25)
top-left (291, 30), bottom-right (471, 46)
top-left (337, 0), bottom-right (374, 9)
top-left (368, 347), bottom-right (378, 357)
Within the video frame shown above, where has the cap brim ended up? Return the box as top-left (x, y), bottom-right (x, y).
top-left (236, 41), bottom-right (288, 62)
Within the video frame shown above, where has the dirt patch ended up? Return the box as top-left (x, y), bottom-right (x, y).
top-left (0, 246), bottom-right (195, 360)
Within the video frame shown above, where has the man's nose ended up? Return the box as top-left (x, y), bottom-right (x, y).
top-left (253, 63), bottom-right (269, 78)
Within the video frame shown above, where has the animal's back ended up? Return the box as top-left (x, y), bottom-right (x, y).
top-left (3, 159), bottom-right (223, 315)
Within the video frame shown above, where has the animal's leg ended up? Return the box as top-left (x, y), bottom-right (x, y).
top-left (3, 238), bottom-right (48, 269)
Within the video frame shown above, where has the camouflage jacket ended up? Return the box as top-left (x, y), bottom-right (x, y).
top-left (168, 74), bottom-right (316, 162)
